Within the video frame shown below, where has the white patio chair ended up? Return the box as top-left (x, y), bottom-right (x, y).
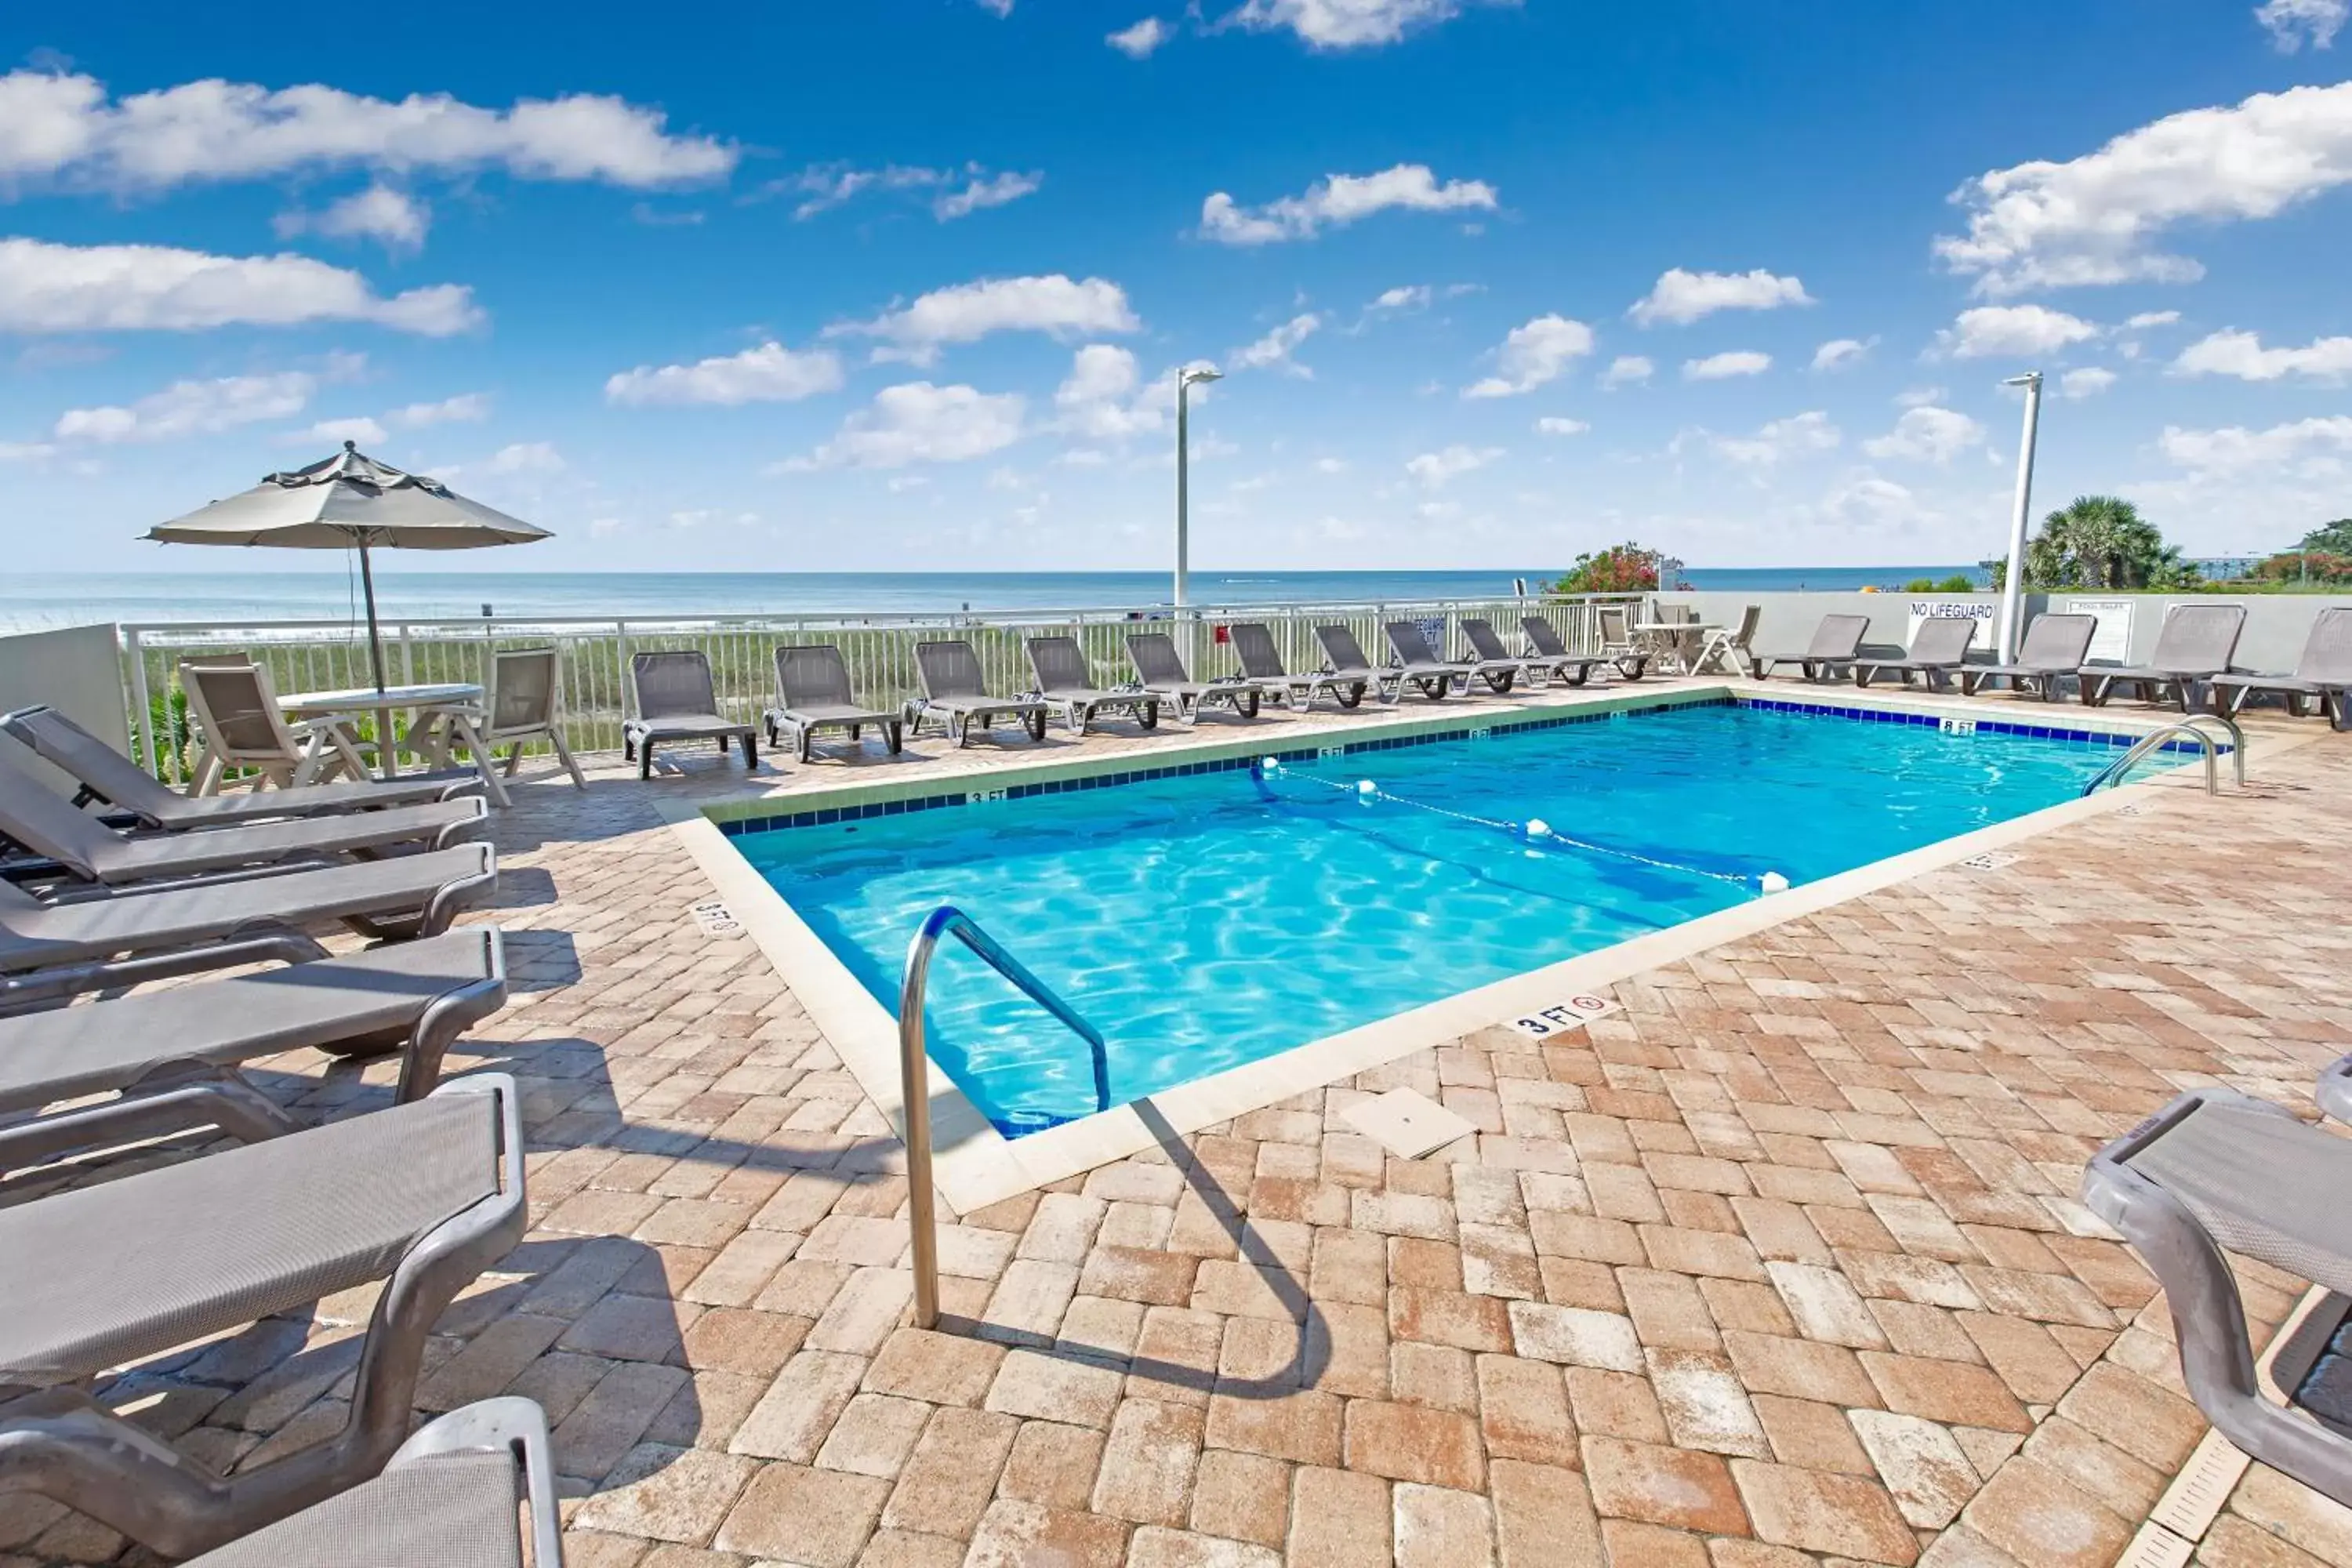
top-left (428, 647), bottom-right (583, 800)
top-left (1696, 604), bottom-right (1762, 676)
top-left (179, 661), bottom-right (368, 797)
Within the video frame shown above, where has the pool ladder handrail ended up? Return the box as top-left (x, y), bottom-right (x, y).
top-left (2082, 713), bottom-right (2245, 798)
top-left (898, 903), bottom-right (1112, 1329)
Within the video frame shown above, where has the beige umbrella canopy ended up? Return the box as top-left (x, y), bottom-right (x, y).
top-left (147, 441), bottom-right (553, 691)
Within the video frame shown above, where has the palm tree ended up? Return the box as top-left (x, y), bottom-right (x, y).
top-left (2021, 496), bottom-right (2197, 590)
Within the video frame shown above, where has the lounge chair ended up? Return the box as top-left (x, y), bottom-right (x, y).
top-left (907, 640), bottom-right (1051, 746)
top-left (2082, 1081), bottom-right (2352, 1510)
top-left (1227, 622), bottom-right (1367, 710)
top-left (0, 840), bottom-right (496, 1011)
top-left (0, 927), bottom-right (504, 1171)
top-left (1, 705), bottom-right (481, 829)
top-left (0, 1073), bottom-right (525, 1559)
top-left (2210, 607), bottom-right (2352, 729)
top-left (764, 644), bottom-right (906, 761)
top-left (624, 650), bottom-right (758, 779)
top-left (183, 1396), bottom-right (562, 1568)
top-left (1126, 631), bottom-right (1264, 721)
top-left (1752, 614), bottom-right (1870, 682)
top-left (1025, 637), bottom-right (1160, 735)
top-left (1314, 624), bottom-right (1435, 702)
top-left (1463, 617), bottom-right (1589, 688)
top-left (2079, 604), bottom-right (2246, 711)
top-left (179, 660), bottom-right (372, 795)
top-left (1694, 604), bottom-right (1762, 677)
top-left (0, 733), bottom-right (485, 892)
top-left (1530, 613), bottom-right (1642, 681)
top-left (1853, 616), bottom-right (1979, 691)
top-left (1381, 622), bottom-right (1483, 695)
top-left (1443, 619), bottom-right (1543, 693)
top-left (1959, 613), bottom-right (2096, 702)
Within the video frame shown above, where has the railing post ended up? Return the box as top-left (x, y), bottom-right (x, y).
top-left (125, 628), bottom-right (158, 782)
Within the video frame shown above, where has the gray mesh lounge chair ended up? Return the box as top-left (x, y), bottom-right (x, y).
top-left (1381, 622), bottom-right (1479, 698)
top-left (2211, 607), bottom-right (2352, 729)
top-left (908, 640), bottom-right (1051, 746)
top-left (2080, 604), bottom-right (2246, 711)
top-left (1228, 622), bottom-right (1367, 710)
top-left (0, 1073), bottom-right (525, 1559)
top-left (1, 706), bottom-right (480, 829)
top-left (0, 732), bottom-right (485, 891)
top-left (1126, 631), bottom-right (1264, 721)
top-left (1530, 613), bottom-right (1642, 681)
top-left (764, 645), bottom-right (906, 761)
top-left (1959, 613), bottom-right (2096, 701)
top-left (184, 1396), bottom-right (562, 1568)
top-left (1853, 616), bottom-right (1979, 691)
top-left (2082, 1084), bottom-right (2352, 1509)
top-left (1314, 624), bottom-right (1421, 703)
top-left (0, 840), bottom-right (496, 1011)
top-left (1752, 614), bottom-right (1870, 681)
top-left (1025, 637), bottom-right (1160, 735)
top-left (1463, 618), bottom-right (1577, 689)
top-left (624, 650), bottom-right (757, 779)
top-left (0, 927), bottom-right (503, 1171)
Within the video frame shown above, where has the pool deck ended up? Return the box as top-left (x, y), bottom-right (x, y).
top-left (11, 673), bottom-right (2352, 1568)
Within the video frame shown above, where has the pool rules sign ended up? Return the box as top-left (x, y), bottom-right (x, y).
top-left (1508, 994), bottom-right (1621, 1038)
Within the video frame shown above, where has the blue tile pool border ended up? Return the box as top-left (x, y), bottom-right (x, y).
top-left (713, 691), bottom-right (2210, 839)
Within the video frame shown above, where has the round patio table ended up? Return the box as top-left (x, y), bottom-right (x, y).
top-left (277, 682), bottom-right (505, 802)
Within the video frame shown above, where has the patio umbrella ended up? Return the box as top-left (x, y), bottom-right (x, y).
top-left (146, 441), bottom-right (553, 692)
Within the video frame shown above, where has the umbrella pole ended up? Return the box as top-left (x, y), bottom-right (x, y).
top-left (358, 539), bottom-right (389, 695)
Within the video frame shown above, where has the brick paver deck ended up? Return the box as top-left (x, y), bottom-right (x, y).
top-left (7, 681), bottom-right (2351, 1568)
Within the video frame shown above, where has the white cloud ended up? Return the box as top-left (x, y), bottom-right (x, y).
top-left (779, 162), bottom-right (1043, 223)
top-left (1714, 410), bottom-right (1839, 466)
top-left (0, 69), bottom-right (734, 193)
top-left (299, 416), bottom-right (387, 446)
top-left (1812, 337), bottom-right (1874, 372)
top-left (2256, 0), bottom-right (2347, 51)
top-left (1629, 267), bottom-right (1811, 327)
top-left (933, 169), bottom-right (1045, 220)
top-left (978, 0), bottom-right (1014, 13)
top-left (2060, 366), bottom-right (2118, 399)
top-left (1230, 313), bottom-right (1320, 376)
top-left (1406, 443), bottom-right (1501, 487)
top-left (604, 341), bottom-right (844, 405)
top-left (486, 441), bottom-right (564, 474)
top-left (838, 274), bottom-right (1138, 365)
top-left (1534, 416), bottom-right (1588, 436)
top-left (1682, 350), bottom-right (1771, 380)
top-left (1936, 82), bottom-right (2352, 295)
top-left (0, 237), bottom-right (479, 335)
top-left (388, 392), bottom-right (488, 427)
top-left (1199, 163), bottom-right (1497, 245)
top-left (1224, 0), bottom-right (1515, 48)
top-left (1599, 354), bottom-right (1653, 389)
top-left (1861, 405), bottom-right (1985, 463)
top-left (2172, 327), bottom-right (2352, 383)
top-left (2125, 310), bottom-right (2181, 330)
top-left (1107, 16), bottom-right (1173, 54)
top-left (274, 183), bottom-right (429, 251)
top-left (53, 367), bottom-right (327, 444)
top-left (1894, 386), bottom-right (1947, 408)
top-left (1368, 285), bottom-right (1431, 313)
top-left (788, 382), bottom-right (1025, 470)
top-left (1936, 303), bottom-right (2099, 358)
top-left (1053, 344), bottom-right (1164, 439)
top-left (1820, 474), bottom-right (1932, 532)
top-left (2159, 416), bottom-right (2352, 473)
top-left (1461, 314), bottom-right (1593, 398)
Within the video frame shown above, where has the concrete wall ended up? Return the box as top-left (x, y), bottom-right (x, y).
top-left (0, 623), bottom-right (128, 797)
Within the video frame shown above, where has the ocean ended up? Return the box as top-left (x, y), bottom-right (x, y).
top-left (0, 565), bottom-right (1991, 633)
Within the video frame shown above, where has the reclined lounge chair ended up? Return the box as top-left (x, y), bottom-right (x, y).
top-left (0, 1073), bottom-right (526, 1559)
top-left (1752, 614), bottom-right (1870, 682)
top-left (2082, 1079), bottom-right (2352, 1510)
top-left (0, 840), bottom-right (497, 1011)
top-left (1528, 613), bottom-right (1641, 681)
top-left (1, 706), bottom-right (480, 829)
top-left (1228, 622), bottom-right (1367, 710)
top-left (764, 645), bottom-right (906, 762)
top-left (1853, 616), bottom-right (1979, 691)
top-left (1465, 617), bottom-right (1589, 688)
top-left (908, 640), bottom-right (1051, 746)
top-left (624, 650), bottom-right (758, 779)
top-left (0, 926), bottom-right (504, 1171)
top-left (1126, 631), bottom-right (1263, 721)
top-left (1958, 613), bottom-right (2096, 701)
top-left (1312, 625), bottom-right (1439, 702)
top-left (2079, 604), bottom-right (2246, 711)
top-left (1, 734), bottom-right (485, 892)
top-left (1025, 636), bottom-right (1160, 735)
top-left (1381, 622), bottom-right (1489, 695)
top-left (183, 1396), bottom-right (563, 1568)
top-left (2210, 607), bottom-right (2352, 730)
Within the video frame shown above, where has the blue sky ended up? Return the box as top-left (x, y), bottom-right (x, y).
top-left (2, 0), bottom-right (2348, 575)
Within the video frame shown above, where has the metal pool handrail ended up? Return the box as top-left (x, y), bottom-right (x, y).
top-left (2082, 713), bottom-right (2244, 798)
top-left (898, 903), bottom-right (1112, 1329)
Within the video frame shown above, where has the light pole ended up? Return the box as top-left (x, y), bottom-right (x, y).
top-left (1174, 367), bottom-right (1222, 620)
top-left (1997, 372), bottom-right (2044, 663)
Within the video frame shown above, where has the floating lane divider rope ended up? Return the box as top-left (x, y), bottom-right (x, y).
top-left (1250, 758), bottom-right (1788, 897)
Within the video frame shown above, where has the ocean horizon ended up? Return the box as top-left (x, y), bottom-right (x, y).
top-left (0, 565), bottom-right (1993, 633)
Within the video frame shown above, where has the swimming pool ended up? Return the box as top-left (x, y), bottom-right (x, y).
top-left (731, 698), bottom-right (2133, 1135)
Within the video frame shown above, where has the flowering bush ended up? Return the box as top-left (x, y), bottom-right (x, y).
top-left (1547, 543), bottom-right (1660, 595)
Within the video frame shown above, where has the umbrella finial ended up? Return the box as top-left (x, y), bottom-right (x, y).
top-left (343, 439), bottom-right (358, 452)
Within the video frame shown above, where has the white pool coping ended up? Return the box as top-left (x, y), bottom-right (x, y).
top-left (662, 680), bottom-right (2297, 1210)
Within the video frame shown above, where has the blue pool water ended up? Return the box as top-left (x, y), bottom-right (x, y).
top-left (734, 702), bottom-right (2121, 1134)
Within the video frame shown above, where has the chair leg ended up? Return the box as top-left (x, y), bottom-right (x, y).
top-left (191, 751), bottom-right (225, 797)
top-left (547, 730), bottom-right (586, 789)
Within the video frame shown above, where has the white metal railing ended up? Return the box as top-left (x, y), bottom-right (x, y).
top-left (118, 595), bottom-right (1633, 783)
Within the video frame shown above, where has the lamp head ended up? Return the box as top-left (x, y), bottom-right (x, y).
top-left (2002, 372), bottom-right (2042, 387)
top-left (1181, 367), bottom-right (1224, 387)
